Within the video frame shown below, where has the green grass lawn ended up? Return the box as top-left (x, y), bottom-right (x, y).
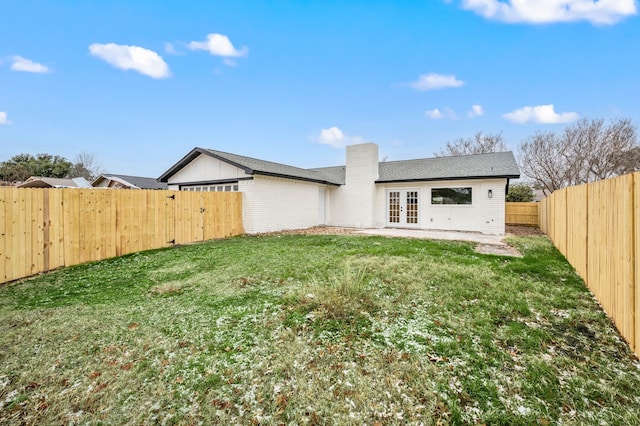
top-left (1, 234), bottom-right (639, 425)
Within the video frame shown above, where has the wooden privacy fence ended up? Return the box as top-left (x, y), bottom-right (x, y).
top-left (539, 172), bottom-right (639, 355)
top-left (505, 202), bottom-right (539, 226)
top-left (0, 188), bottom-right (243, 284)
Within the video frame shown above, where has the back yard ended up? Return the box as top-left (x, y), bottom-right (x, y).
top-left (1, 234), bottom-right (639, 424)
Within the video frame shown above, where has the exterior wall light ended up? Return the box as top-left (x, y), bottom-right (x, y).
top-left (488, 189), bottom-right (493, 198)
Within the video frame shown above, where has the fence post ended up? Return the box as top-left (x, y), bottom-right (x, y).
top-left (633, 173), bottom-right (638, 354)
top-left (584, 184), bottom-right (589, 288)
top-left (536, 175), bottom-right (639, 357)
top-left (0, 188), bottom-right (243, 285)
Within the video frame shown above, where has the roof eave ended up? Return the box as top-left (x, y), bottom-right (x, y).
top-left (375, 174), bottom-right (520, 184)
top-left (158, 147), bottom-right (256, 183)
top-left (158, 148), bottom-right (203, 182)
top-left (254, 171), bottom-right (341, 186)
top-left (199, 149), bottom-right (255, 175)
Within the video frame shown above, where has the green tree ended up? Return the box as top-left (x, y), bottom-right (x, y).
top-left (506, 183), bottom-right (535, 202)
top-left (0, 153), bottom-right (72, 182)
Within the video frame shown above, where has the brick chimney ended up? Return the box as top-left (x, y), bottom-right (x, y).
top-left (342, 143), bottom-right (378, 227)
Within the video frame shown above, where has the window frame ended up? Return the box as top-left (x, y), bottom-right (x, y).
top-left (180, 183), bottom-right (240, 192)
top-left (430, 187), bottom-right (473, 206)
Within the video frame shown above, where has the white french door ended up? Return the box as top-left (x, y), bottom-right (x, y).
top-left (387, 189), bottom-right (419, 227)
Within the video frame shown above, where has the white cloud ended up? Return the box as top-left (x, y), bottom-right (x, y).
top-left (11, 56), bottom-right (50, 73)
top-left (460, 0), bottom-right (637, 25)
top-left (468, 104), bottom-right (484, 118)
top-left (425, 107), bottom-right (457, 120)
top-left (223, 58), bottom-right (238, 67)
top-left (0, 112), bottom-right (11, 125)
top-left (164, 42), bottom-right (179, 55)
top-left (89, 43), bottom-right (170, 79)
top-left (313, 127), bottom-right (366, 148)
top-left (410, 73), bottom-right (464, 91)
top-left (188, 34), bottom-right (248, 58)
top-left (502, 104), bottom-right (579, 124)
top-left (425, 108), bottom-right (444, 119)
top-left (164, 42), bottom-right (188, 56)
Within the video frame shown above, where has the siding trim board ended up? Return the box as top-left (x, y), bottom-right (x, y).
top-left (158, 148), bottom-right (253, 181)
top-left (198, 151), bottom-right (254, 175)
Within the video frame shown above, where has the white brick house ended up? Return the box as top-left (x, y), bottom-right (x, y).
top-left (158, 143), bottom-right (520, 235)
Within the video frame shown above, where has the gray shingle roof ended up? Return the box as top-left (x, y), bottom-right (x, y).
top-left (201, 149), bottom-right (344, 185)
top-left (98, 174), bottom-right (168, 190)
top-left (18, 176), bottom-right (92, 188)
top-left (158, 147), bottom-right (519, 185)
top-left (158, 148), bottom-right (343, 185)
top-left (377, 151), bottom-right (520, 183)
top-left (307, 166), bottom-right (345, 185)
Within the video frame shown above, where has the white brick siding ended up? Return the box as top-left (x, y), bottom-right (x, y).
top-left (374, 178), bottom-right (507, 235)
top-left (240, 176), bottom-right (327, 234)
top-left (164, 144), bottom-right (509, 235)
top-left (479, 180), bottom-right (506, 235)
top-left (327, 143), bottom-right (379, 228)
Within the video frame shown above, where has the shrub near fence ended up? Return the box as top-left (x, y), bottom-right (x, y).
top-left (539, 172), bottom-right (639, 355)
top-left (505, 202), bottom-right (539, 226)
top-left (0, 188), bottom-right (243, 285)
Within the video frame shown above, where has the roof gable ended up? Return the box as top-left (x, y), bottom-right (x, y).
top-left (158, 147), bottom-right (343, 185)
top-left (93, 174), bottom-right (167, 190)
top-left (158, 146), bottom-right (520, 186)
top-left (18, 176), bottom-right (92, 188)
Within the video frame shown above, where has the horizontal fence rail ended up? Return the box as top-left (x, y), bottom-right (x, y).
top-left (505, 202), bottom-right (539, 226)
top-left (539, 173), bottom-right (638, 355)
top-left (0, 188), bottom-right (243, 284)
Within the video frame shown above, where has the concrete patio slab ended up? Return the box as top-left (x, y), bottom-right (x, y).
top-left (353, 228), bottom-right (506, 245)
top-left (353, 228), bottom-right (524, 257)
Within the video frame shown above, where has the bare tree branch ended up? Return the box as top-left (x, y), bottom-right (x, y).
top-left (68, 152), bottom-right (105, 181)
top-left (518, 118), bottom-right (638, 194)
top-left (434, 132), bottom-right (508, 157)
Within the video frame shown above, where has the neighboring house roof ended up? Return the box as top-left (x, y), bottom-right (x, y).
top-left (377, 151), bottom-right (520, 183)
top-left (159, 147), bottom-right (520, 185)
top-left (158, 147), bottom-right (344, 186)
top-left (17, 176), bottom-right (92, 188)
top-left (92, 174), bottom-right (168, 190)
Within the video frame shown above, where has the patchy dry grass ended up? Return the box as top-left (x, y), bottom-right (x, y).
top-left (1, 234), bottom-right (640, 424)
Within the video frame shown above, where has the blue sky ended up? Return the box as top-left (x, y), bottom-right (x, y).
top-left (1, 0), bottom-right (639, 177)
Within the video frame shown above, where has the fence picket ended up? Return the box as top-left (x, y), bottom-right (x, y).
top-left (0, 188), bottom-right (243, 284)
top-left (505, 202), bottom-right (539, 226)
top-left (540, 172), bottom-right (639, 355)
top-left (635, 173), bottom-right (640, 354)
